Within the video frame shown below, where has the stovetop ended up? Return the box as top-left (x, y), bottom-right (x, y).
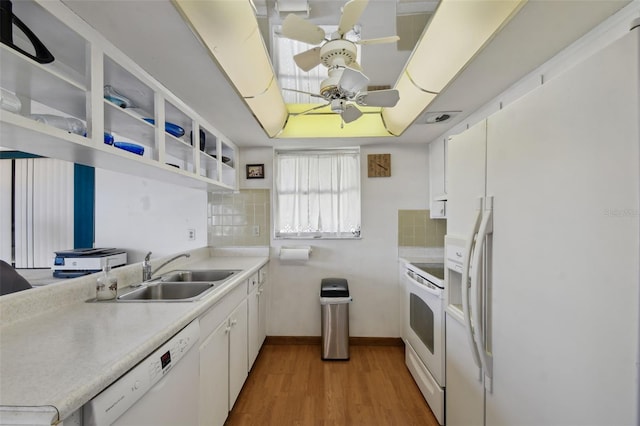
top-left (409, 262), bottom-right (445, 280)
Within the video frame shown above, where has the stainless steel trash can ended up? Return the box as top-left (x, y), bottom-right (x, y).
top-left (320, 278), bottom-right (351, 360)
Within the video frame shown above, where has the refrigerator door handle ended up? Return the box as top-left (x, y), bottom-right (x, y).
top-left (471, 197), bottom-right (494, 392)
top-left (461, 198), bottom-right (483, 379)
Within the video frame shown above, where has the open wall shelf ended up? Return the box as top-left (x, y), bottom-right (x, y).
top-left (0, 0), bottom-right (239, 191)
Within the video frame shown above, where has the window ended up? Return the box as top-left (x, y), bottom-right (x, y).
top-left (274, 149), bottom-right (361, 239)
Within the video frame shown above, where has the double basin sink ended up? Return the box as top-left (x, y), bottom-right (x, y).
top-left (116, 269), bottom-right (240, 302)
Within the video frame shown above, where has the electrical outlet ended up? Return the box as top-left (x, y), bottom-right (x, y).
top-left (187, 228), bottom-right (196, 241)
top-left (252, 225), bottom-right (260, 237)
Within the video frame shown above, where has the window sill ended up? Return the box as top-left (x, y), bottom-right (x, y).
top-left (274, 235), bottom-right (362, 240)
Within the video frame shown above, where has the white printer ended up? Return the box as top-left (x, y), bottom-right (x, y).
top-left (52, 248), bottom-right (127, 278)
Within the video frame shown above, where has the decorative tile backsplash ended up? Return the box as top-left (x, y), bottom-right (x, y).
top-left (208, 189), bottom-right (270, 246)
top-left (398, 210), bottom-right (447, 247)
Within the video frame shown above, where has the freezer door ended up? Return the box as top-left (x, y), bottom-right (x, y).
top-left (484, 29), bottom-right (640, 426)
top-left (446, 120), bottom-right (487, 239)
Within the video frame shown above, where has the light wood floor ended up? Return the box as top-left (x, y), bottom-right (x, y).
top-left (226, 343), bottom-right (439, 426)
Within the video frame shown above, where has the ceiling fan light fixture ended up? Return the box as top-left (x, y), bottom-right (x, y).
top-left (276, 0), bottom-right (402, 134)
top-left (320, 39), bottom-right (358, 68)
top-left (331, 99), bottom-right (346, 114)
top-left (320, 68), bottom-right (344, 98)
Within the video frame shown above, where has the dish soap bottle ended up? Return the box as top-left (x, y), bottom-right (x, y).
top-left (96, 260), bottom-right (118, 300)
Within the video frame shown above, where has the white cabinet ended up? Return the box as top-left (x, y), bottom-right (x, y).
top-left (257, 270), bottom-right (268, 348)
top-left (228, 299), bottom-right (248, 410)
top-left (0, 0), bottom-right (238, 191)
top-left (428, 137), bottom-right (447, 218)
top-left (248, 268), bottom-right (268, 369)
top-left (198, 282), bottom-right (247, 426)
top-left (199, 319), bottom-right (229, 426)
top-left (247, 273), bottom-right (259, 368)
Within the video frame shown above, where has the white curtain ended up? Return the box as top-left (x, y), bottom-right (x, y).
top-left (275, 150), bottom-right (361, 238)
top-left (273, 35), bottom-right (326, 104)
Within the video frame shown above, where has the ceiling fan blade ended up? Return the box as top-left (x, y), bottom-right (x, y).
top-left (338, 0), bottom-right (369, 36)
top-left (293, 47), bottom-right (322, 71)
top-left (357, 35), bottom-right (400, 45)
top-left (291, 103), bottom-right (331, 117)
top-left (341, 104), bottom-right (363, 123)
top-left (356, 89), bottom-right (400, 107)
top-left (282, 14), bottom-right (326, 45)
top-left (339, 67), bottom-right (370, 95)
top-left (282, 87), bottom-right (325, 99)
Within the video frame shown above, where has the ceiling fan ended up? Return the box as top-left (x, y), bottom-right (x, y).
top-left (280, 0), bottom-right (400, 124)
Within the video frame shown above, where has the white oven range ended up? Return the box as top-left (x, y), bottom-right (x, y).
top-left (403, 261), bottom-right (445, 425)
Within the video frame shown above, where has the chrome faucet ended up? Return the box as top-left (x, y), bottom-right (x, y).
top-left (142, 252), bottom-right (191, 282)
top-left (142, 251), bottom-right (153, 282)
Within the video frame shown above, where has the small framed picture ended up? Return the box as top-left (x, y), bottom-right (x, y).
top-left (246, 164), bottom-right (264, 179)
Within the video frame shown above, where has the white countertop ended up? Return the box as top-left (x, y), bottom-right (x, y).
top-left (0, 249), bottom-right (268, 423)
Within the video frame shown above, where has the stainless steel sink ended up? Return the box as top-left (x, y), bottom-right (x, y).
top-left (158, 269), bottom-right (240, 283)
top-left (114, 269), bottom-right (240, 302)
top-left (117, 282), bottom-right (216, 302)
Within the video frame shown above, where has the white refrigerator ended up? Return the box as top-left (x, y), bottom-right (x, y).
top-left (445, 25), bottom-right (639, 426)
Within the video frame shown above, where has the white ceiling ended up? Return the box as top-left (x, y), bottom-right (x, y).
top-left (62, 0), bottom-right (629, 148)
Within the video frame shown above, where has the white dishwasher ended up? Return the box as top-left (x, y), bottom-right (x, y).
top-left (84, 320), bottom-right (200, 426)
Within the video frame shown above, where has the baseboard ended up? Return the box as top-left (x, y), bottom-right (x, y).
top-left (265, 336), bottom-right (404, 347)
top-left (350, 337), bottom-right (404, 347)
top-left (265, 336), bottom-right (321, 345)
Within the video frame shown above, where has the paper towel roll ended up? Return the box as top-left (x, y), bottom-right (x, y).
top-left (279, 246), bottom-right (311, 260)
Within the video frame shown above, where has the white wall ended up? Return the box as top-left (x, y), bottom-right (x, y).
top-left (239, 142), bottom-right (429, 337)
top-left (95, 168), bottom-right (208, 263)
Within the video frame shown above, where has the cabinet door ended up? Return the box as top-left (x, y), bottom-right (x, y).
top-left (247, 286), bottom-right (260, 369)
top-left (428, 137), bottom-right (446, 218)
top-left (199, 319), bottom-right (230, 426)
top-left (257, 283), bottom-right (267, 347)
top-left (445, 312), bottom-right (484, 426)
top-left (228, 299), bottom-right (248, 410)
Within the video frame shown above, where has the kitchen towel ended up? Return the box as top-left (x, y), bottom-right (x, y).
top-left (279, 246), bottom-right (312, 261)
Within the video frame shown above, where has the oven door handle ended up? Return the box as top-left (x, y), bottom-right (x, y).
top-left (404, 271), bottom-right (443, 297)
top-left (462, 198), bottom-right (483, 379)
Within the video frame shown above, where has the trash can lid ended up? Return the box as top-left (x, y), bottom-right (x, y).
top-left (321, 278), bottom-right (349, 297)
